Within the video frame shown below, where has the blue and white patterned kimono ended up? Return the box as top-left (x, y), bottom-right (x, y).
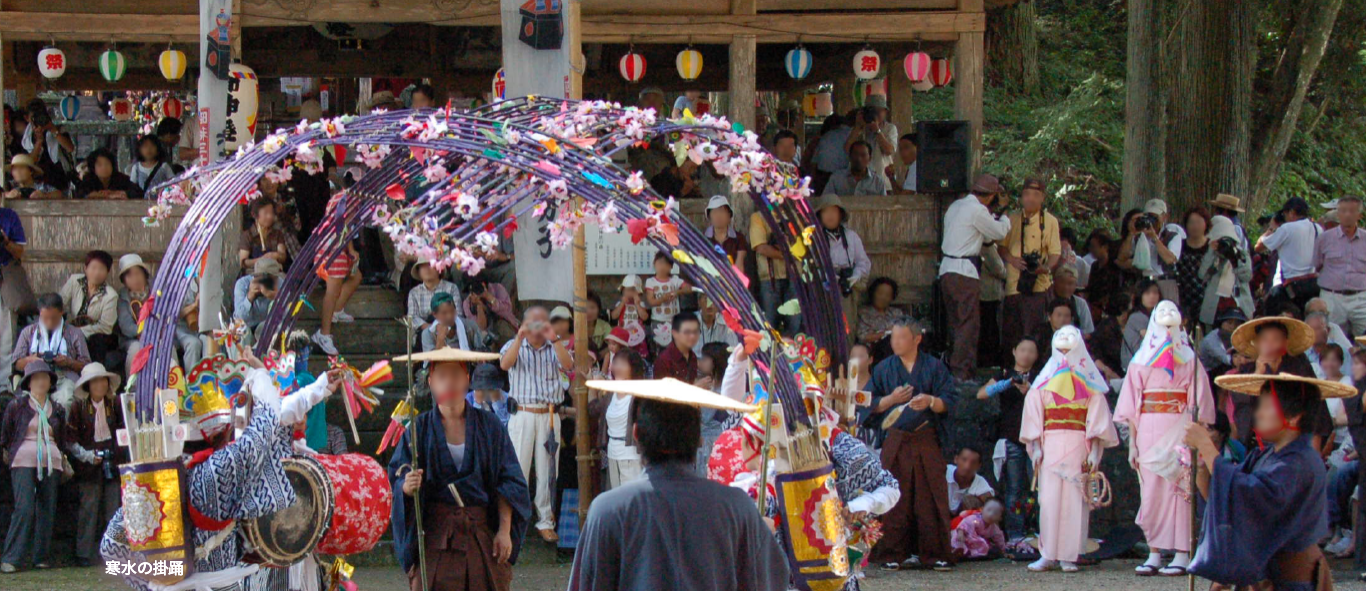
top-left (101, 371), bottom-right (302, 591)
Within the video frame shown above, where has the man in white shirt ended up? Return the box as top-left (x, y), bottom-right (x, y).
top-left (1258, 197), bottom-right (1321, 313)
top-left (947, 447), bottom-right (995, 514)
top-left (938, 174), bottom-right (1013, 379)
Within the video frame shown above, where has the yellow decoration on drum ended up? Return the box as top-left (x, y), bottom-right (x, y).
top-left (119, 460), bottom-right (193, 586)
top-left (776, 463), bottom-right (849, 591)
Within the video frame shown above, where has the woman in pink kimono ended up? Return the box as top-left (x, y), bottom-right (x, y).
top-left (1020, 325), bottom-right (1119, 573)
top-left (1115, 300), bottom-right (1214, 577)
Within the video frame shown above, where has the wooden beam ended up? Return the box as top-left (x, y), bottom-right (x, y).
top-left (580, 12), bottom-right (984, 43)
top-left (0, 12), bottom-right (198, 42)
top-left (729, 0), bottom-right (757, 130)
top-left (953, 31), bottom-right (985, 175)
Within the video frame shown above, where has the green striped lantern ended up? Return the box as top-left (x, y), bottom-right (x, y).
top-left (99, 50), bottom-right (127, 82)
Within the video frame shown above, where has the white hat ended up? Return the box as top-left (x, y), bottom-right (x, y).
top-left (1143, 199), bottom-right (1167, 215)
top-left (1208, 215), bottom-right (1238, 243)
top-left (549, 305), bottom-right (572, 321)
top-left (75, 362), bottom-right (122, 398)
top-left (619, 274), bottom-right (642, 291)
top-left (705, 195), bottom-right (732, 214)
top-left (586, 378), bottom-right (758, 413)
top-left (1324, 199), bottom-right (1341, 211)
top-left (118, 253), bottom-right (152, 284)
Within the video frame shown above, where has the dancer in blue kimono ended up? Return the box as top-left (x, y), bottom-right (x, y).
top-left (389, 347), bottom-right (530, 591)
top-left (1187, 372), bottom-right (1353, 590)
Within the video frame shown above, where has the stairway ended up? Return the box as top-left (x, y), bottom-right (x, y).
top-left (292, 285), bottom-right (417, 460)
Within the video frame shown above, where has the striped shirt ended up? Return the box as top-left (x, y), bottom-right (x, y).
top-left (501, 337), bottom-right (565, 406)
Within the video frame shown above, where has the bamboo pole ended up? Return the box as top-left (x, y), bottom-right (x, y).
top-left (400, 317), bottom-right (429, 591)
top-left (1189, 325), bottom-right (1203, 591)
top-left (572, 196), bottom-right (595, 524)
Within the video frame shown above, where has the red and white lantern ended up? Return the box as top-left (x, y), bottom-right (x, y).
top-left (852, 47), bottom-right (881, 80)
top-left (618, 51), bottom-right (646, 83)
top-left (903, 52), bottom-right (931, 83)
top-left (160, 97), bottom-right (184, 120)
top-left (37, 47), bottom-right (66, 79)
top-left (930, 59), bottom-right (953, 87)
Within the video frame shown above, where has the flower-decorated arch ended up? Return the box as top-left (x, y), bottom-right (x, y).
top-left (133, 98), bottom-right (849, 428)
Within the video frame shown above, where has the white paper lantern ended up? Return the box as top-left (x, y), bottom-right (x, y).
top-left (912, 79), bottom-right (935, 92)
top-left (619, 51), bottom-right (646, 83)
top-left (225, 64), bottom-right (258, 151)
top-left (37, 47), bottom-right (66, 79)
top-left (852, 47), bottom-right (881, 80)
top-left (903, 52), bottom-right (931, 83)
top-left (676, 47), bottom-right (703, 82)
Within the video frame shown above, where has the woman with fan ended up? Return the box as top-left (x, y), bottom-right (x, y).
top-left (1115, 300), bottom-right (1215, 576)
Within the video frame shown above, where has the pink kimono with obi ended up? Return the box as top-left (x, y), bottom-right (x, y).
top-left (1020, 327), bottom-right (1119, 563)
top-left (951, 511), bottom-right (1005, 559)
top-left (1115, 310), bottom-right (1214, 552)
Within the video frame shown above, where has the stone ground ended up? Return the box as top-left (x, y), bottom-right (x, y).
top-left (7, 544), bottom-right (1366, 591)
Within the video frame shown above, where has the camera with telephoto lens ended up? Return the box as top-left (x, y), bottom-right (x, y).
top-left (1015, 252), bottom-right (1045, 294)
top-left (98, 448), bottom-right (116, 480)
top-left (837, 267), bottom-right (856, 297)
top-left (1215, 236), bottom-right (1243, 262)
top-left (1134, 212), bottom-right (1160, 232)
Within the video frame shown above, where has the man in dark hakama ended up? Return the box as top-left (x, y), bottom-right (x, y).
top-left (568, 378), bottom-right (789, 591)
top-left (388, 348), bottom-right (531, 591)
top-left (1187, 373), bottom-right (1351, 591)
top-left (862, 318), bottom-right (958, 572)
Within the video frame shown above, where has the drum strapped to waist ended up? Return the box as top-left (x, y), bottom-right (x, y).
top-left (241, 455), bottom-right (334, 568)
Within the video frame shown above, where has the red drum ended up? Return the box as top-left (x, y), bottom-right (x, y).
top-left (314, 453), bottom-right (392, 555)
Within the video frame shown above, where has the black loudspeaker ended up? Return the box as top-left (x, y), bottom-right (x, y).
top-left (916, 120), bottom-right (971, 193)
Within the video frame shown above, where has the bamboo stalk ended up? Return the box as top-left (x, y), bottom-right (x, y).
top-left (572, 196), bottom-right (596, 524)
top-left (401, 317), bottom-right (430, 591)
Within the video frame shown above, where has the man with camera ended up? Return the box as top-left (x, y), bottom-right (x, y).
top-left (10, 292), bottom-right (89, 407)
top-left (938, 175), bottom-right (1013, 380)
top-left (844, 97), bottom-right (899, 175)
top-left (232, 258), bottom-right (282, 343)
top-left (1258, 197), bottom-right (1321, 314)
top-left (1118, 199), bottom-right (1182, 284)
top-left (1315, 196), bottom-right (1366, 336)
top-left (19, 98), bottom-right (76, 193)
top-left (998, 178), bottom-right (1062, 360)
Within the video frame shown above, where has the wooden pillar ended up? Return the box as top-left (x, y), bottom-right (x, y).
top-left (889, 68), bottom-right (915, 140)
top-left (1, 32), bottom-right (6, 191)
top-left (833, 74), bottom-right (855, 119)
top-left (954, 31), bottom-right (985, 176)
top-left (728, 0), bottom-right (757, 131)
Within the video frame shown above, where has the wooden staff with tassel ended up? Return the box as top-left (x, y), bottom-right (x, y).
top-left (399, 316), bottom-right (429, 591)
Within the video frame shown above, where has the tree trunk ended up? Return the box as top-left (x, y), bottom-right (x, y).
top-left (1249, 0), bottom-right (1344, 212)
top-left (1163, 0), bottom-right (1256, 216)
top-left (1122, 0), bottom-right (1167, 212)
top-left (988, 0), bottom-right (1039, 94)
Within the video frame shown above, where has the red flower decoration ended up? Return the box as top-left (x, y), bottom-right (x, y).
top-left (722, 306), bottom-right (745, 333)
top-left (502, 219), bottom-right (519, 238)
top-left (385, 183), bottom-right (405, 201)
top-left (626, 218), bottom-right (652, 244)
top-left (129, 343), bottom-right (153, 376)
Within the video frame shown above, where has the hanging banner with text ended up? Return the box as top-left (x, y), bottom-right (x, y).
top-left (511, 200), bottom-right (573, 302)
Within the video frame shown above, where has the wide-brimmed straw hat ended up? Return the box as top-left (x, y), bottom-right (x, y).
top-left (586, 378), bottom-right (758, 413)
top-left (1209, 193), bottom-right (1246, 213)
top-left (75, 362), bottom-right (121, 397)
top-left (1214, 372), bottom-right (1356, 399)
top-left (394, 347), bottom-right (501, 364)
top-left (1230, 316), bottom-right (1314, 358)
top-left (410, 260), bottom-right (435, 281)
top-left (5, 154), bottom-right (43, 176)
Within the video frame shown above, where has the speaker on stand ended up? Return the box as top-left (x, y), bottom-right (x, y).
top-left (915, 120), bottom-right (971, 195)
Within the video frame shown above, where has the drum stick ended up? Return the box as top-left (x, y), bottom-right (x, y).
top-left (447, 483), bottom-right (465, 508)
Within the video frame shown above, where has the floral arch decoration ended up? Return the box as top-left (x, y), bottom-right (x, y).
top-left (132, 97), bottom-right (849, 428)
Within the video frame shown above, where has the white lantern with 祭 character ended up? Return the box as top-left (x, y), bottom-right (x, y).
top-left (37, 47), bottom-right (66, 79)
top-left (852, 47), bottom-right (880, 80)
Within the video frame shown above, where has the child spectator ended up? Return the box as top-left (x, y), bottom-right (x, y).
top-left (610, 275), bottom-right (650, 358)
top-left (977, 335), bottom-right (1039, 537)
top-left (951, 498), bottom-right (1007, 560)
top-left (644, 252), bottom-right (691, 350)
top-left (946, 446), bottom-right (995, 514)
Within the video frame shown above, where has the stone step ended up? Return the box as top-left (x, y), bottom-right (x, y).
top-left (296, 286), bottom-right (405, 321)
top-left (292, 319), bottom-right (410, 354)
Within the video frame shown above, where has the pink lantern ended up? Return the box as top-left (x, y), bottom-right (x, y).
top-left (161, 97), bottom-right (184, 119)
top-left (930, 59), bottom-right (953, 87)
top-left (904, 52), bottom-right (931, 83)
top-left (852, 48), bottom-right (881, 81)
top-left (618, 51), bottom-right (646, 83)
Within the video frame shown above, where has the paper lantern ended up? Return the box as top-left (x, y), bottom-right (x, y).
top-left (852, 47), bottom-right (880, 80)
top-left (37, 47), bottom-right (66, 80)
top-left (785, 46), bottom-right (812, 80)
top-left (58, 96), bottom-right (81, 121)
top-left (98, 49), bottom-right (127, 82)
top-left (225, 64), bottom-right (258, 151)
top-left (912, 79), bottom-right (935, 92)
top-left (492, 68), bottom-right (506, 101)
top-left (161, 97), bottom-right (184, 120)
top-left (111, 98), bottom-right (134, 122)
top-left (904, 52), bottom-right (931, 83)
top-left (930, 59), bottom-right (953, 87)
top-left (676, 47), bottom-right (703, 82)
top-left (618, 51), bottom-right (646, 83)
top-left (159, 49), bottom-right (188, 81)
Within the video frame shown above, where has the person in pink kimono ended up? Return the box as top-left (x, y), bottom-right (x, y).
top-left (1020, 325), bottom-right (1119, 573)
top-left (1115, 300), bottom-right (1214, 576)
top-left (951, 498), bottom-right (1007, 560)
